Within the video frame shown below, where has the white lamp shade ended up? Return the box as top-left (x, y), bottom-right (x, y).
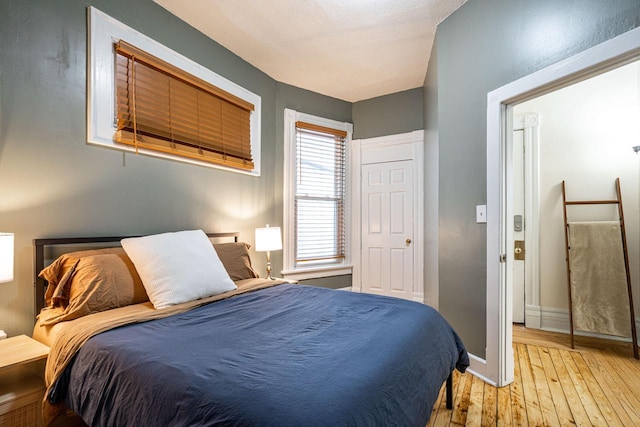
top-left (255, 226), bottom-right (282, 252)
top-left (0, 233), bottom-right (14, 283)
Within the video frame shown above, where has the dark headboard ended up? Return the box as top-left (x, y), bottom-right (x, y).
top-left (33, 232), bottom-right (239, 316)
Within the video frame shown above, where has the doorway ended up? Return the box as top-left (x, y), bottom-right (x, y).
top-left (512, 63), bottom-right (640, 333)
top-left (485, 26), bottom-right (640, 387)
top-left (351, 130), bottom-right (425, 303)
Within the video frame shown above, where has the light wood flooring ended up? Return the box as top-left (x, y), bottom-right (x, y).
top-left (428, 325), bottom-right (640, 426)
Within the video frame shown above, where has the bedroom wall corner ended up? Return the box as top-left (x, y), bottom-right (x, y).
top-left (273, 82), bottom-right (353, 288)
top-left (351, 88), bottom-right (424, 140)
top-left (423, 35), bottom-right (439, 310)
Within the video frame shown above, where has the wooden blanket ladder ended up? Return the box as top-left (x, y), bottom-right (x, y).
top-left (561, 178), bottom-right (638, 359)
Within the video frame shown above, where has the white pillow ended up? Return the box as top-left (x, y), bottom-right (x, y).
top-left (121, 230), bottom-right (236, 309)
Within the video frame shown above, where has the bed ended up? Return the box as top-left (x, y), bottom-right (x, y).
top-left (32, 230), bottom-right (468, 427)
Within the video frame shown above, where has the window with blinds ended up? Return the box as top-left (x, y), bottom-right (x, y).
top-left (294, 121), bottom-right (347, 265)
top-left (114, 40), bottom-right (255, 171)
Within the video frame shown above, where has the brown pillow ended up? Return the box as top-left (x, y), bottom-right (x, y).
top-left (213, 242), bottom-right (259, 281)
top-left (38, 248), bottom-right (148, 325)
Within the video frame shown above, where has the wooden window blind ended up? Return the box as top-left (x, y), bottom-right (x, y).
top-left (114, 40), bottom-right (255, 170)
top-left (294, 121), bottom-right (347, 265)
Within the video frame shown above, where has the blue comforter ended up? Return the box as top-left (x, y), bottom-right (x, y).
top-left (52, 284), bottom-right (468, 426)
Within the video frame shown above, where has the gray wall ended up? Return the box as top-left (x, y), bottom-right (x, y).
top-left (436, 0), bottom-right (640, 357)
top-left (0, 0), bottom-right (351, 336)
top-left (352, 88), bottom-right (424, 140)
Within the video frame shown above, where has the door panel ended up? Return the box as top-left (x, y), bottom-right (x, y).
top-left (390, 192), bottom-right (406, 233)
top-left (361, 160), bottom-right (414, 300)
top-left (367, 247), bottom-right (384, 291)
top-left (513, 129), bottom-right (525, 323)
top-left (368, 193), bottom-right (382, 234)
top-left (390, 248), bottom-right (406, 291)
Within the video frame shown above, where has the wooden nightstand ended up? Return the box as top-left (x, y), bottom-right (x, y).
top-left (0, 335), bottom-right (50, 427)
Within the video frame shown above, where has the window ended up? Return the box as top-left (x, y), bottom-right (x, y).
top-left (88, 7), bottom-right (261, 175)
top-left (283, 109), bottom-right (353, 280)
top-left (114, 41), bottom-right (254, 171)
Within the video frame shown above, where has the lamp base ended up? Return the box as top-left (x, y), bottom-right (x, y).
top-left (264, 251), bottom-right (277, 280)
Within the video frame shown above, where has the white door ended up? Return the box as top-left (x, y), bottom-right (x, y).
top-left (361, 160), bottom-right (414, 300)
top-left (512, 129), bottom-right (525, 323)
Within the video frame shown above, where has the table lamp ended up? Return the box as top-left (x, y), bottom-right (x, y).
top-left (255, 225), bottom-right (282, 280)
top-left (0, 233), bottom-right (14, 283)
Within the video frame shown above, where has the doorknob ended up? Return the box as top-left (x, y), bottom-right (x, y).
top-left (514, 240), bottom-right (525, 260)
top-left (406, 238), bottom-right (412, 245)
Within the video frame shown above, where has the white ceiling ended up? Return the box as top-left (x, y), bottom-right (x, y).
top-left (153, 0), bottom-right (467, 102)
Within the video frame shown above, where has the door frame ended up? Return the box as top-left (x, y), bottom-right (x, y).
top-left (512, 114), bottom-right (541, 328)
top-left (352, 130), bottom-right (425, 303)
top-left (485, 26), bottom-right (640, 386)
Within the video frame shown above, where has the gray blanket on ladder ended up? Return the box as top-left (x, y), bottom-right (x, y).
top-left (568, 221), bottom-right (631, 337)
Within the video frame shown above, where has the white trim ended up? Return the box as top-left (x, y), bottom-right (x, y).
top-left (282, 109), bottom-right (353, 280)
top-left (87, 7), bottom-right (262, 176)
top-left (525, 304), bottom-right (542, 329)
top-left (281, 265), bottom-right (353, 281)
top-left (466, 353), bottom-right (496, 387)
top-left (351, 137), bottom-right (363, 293)
top-left (355, 131), bottom-right (425, 147)
top-left (487, 26), bottom-right (640, 386)
top-left (351, 130), bottom-right (425, 303)
top-left (483, 100), bottom-right (508, 386)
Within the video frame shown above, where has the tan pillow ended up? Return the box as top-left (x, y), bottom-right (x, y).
top-left (213, 242), bottom-right (259, 281)
top-left (41, 247), bottom-right (134, 306)
top-left (38, 248), bottom-right (148, 325)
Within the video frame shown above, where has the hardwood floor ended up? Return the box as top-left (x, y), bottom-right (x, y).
top-left (428, 325), bottom-right (640, 426)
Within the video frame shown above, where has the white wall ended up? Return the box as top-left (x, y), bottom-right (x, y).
top-left (515, 61), bottom-right (640, 323)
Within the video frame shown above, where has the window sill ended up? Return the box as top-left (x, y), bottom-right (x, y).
top-left (281, 265), bottom-right (353, 281)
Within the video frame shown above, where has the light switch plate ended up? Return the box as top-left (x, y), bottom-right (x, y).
top-left (476, 205), bottom-right (487, 223)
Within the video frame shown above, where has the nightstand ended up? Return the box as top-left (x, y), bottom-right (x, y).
top-left (0, 335), bottom-right (50, 427)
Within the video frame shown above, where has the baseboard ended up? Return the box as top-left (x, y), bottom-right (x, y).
top-left (336, 286), bottom-right (352, 291)
top-left (527, 305), bottom-right (637, 343)
top-left (525, 305), bottom-right (541, 329)
top-left (466, 353), bottom-right (497, 387)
